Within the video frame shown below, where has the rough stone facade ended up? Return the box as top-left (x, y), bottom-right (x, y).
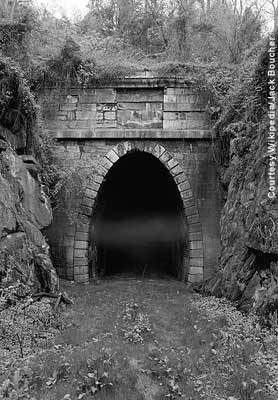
top-left (0, 127), bottom-right (59, 293)
top-left (41, 77), bottom-right (221, 284)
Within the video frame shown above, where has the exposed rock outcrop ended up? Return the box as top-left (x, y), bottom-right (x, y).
top-left (0, 127), bottom-right (59, 293)
top-left (205, 33), bottom-right (278, 320)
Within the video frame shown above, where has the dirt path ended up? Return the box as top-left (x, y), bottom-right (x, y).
top-left (3, 278), bottom-right (277, 400)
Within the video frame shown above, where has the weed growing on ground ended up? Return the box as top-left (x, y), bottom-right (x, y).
top-left (0, 296), bottom-right (60, 359)
top-left (2, 280), bottom-right (278, 400)
top-left (0, 366), bottom-right (34, 400)
top-left (120, 302), bottom-right (152, 343)
top-left (76, 358), bottom-right (113, 399)
top-left (0, 283), bottom-right (65, 400)
top-left (191, 294), bottom-right (278, 399)
top-left (142, 350), bottom-right (183, 399)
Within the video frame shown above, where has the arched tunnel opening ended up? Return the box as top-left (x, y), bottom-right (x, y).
top-left (91, 151), bottom-right (187, 279)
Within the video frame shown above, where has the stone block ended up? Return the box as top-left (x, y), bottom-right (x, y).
top-left (178, 181), bottom-right (191, 192)
top-left (189, 257), bottom-right (204, 267)
top-left (97, 163), bottom-right (110, 176)
top-left (67, 111), bottom-right (76, 120)
top-left (75, 232), bottom-right (89, 241)
top-left (115, 143), bottom-right (126, 157)
top-left (104, 111), bottom-right (116, 120)
top-left (55, 111), bottom-right (68, 117)
top-left (77, 104), bottom-right (97, 111)
top-left (163, 119), bottom-right (188, 129)
top-left (134, 141), bottom-right (145, 152)
top-left (74, 274), bottom-right (89, 283)
top-left (189, 241), bottom-right (203, 250)
top-left (152, 144), bottom-right (165, 159)
top-left (97, 103), bottom-right (116, 112)
top-left (183, 198), bottom-right (195, 208)
top-left (94, 174), bottom-right (103, 184)
top-left (189, 266), bottom-right (203, 275)
top-left (80, 89), bottom-right (116, 103)
top-left (101, 158), bottom-right (113, 172)
top-left (171, 165), bottom-right (184, 176)
top-left (66, 120), bottom-right (96, 129)
top-left (85, 188), bottom-right (97, 199)
top-left (186, 119), bottom-right (208, 129)
top-left (163, 111), bottom-right (188, 120)
top-left (189, 249), bottom-right (203, 258)
top-left (123, 141), bottom-right (135, 154)
top-left (76, 110), bottom-right (97, 120)
top-left (74, 240), bottom-right (88, 249)
top-left (164, 95), bottom-right (177, 103)
top-left (166, 87), bottom-right (193, 95)
top-left (143, 143), bottom-right (155, 154)
top-left (187, 214), bottom-right (200, 224)
top-left (90, 181), bottom-right (101, 192)
top-left (74, 257), bottom-right (88, 266)
top-left (117, 88), bottom-right (163, 102)
top-left (106, 150), bottom-right (119, 164)
top-left (80, 205), bottom-right (92, 216)
top-left (117, 104), bottom-right (162, 129)
top-left (181, 189), bottom-right (193, 199)
top-left (60, 104), bottom-right (77, 112)
top-left (167, 158), bottom-right (179, 170)
top-left (63, 237), bottom-right (75, 246)
top-left (65, 95), bottom-right (78, 104)
top-left (188, 273), bottom-right (203, 283)
top-left (174, 173), bottom-right (187, 184)
top-left (82, 196), bottom-right (95, 208)
top-left (77, 224), bottom-right (89, 233)
top-left (160, 151), bottom-right (171, 164)
top-left (189, 232), bottom-right (203, 241)
top-left (65, 247), bottom-right (74, 262)
top-left (74, 266), bottom-right (88, 275)
top-left (74, 249), bottom-right (88, 258)
top-left (188, 223), bottom-right (202, 233)
top-left (186, 112), bottom-right (205, 120)
top-left (97, 120), bottom-right (117, 128)
top-left (186, 205), bottom-right (198, 216)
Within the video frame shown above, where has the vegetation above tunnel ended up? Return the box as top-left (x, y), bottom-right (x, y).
top-left (0, 0), bottom-right (271, 161)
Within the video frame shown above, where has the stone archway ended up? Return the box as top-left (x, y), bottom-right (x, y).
top-left (73, 141), bottom-right (204, 283)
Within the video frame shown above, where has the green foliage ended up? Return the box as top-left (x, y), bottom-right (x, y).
top-left (212, 31), bottom-right (278, 168)
top-left (32, 128), bottom-right (85, 220)
top-left (0, 55), bottom-right (37, 151)
top-left (32, 109), bottom-right (63, 194)
top-left (217, 32), bottom-right (278, 134)
top-left (84, 0), bottom-right (264, 64)
top-left (0, 3), bottom-right (39, 67)
top-left (28, 36), bottom-right (139, 90)
top-left (0, 0), bottom-right (263, 92)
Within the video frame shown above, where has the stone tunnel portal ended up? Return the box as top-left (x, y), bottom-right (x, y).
top-left (91, 151), bottom-right (187, 279)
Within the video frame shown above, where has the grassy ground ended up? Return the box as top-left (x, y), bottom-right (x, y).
top-left (1, 277), bottom-right (278, 400)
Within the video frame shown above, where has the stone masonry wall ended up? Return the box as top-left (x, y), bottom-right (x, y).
top-left (42, 80), bottom-right (209, 138)
top-left (41, 78), bottom-right (221, 283)
top-left (46, 138), bottom-right (221, 282)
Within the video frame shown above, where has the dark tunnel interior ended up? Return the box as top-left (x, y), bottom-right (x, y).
top-left (91, 151), bottom-right (186, 279)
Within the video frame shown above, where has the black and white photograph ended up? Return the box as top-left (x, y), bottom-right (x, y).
top-left (0, 0), bottom-right (277, 398)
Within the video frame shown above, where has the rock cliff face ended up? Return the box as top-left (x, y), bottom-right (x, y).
top-left (0, 126), bottom-right (58, 293)
top-left (205, 34), bottom-right (278, 319)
